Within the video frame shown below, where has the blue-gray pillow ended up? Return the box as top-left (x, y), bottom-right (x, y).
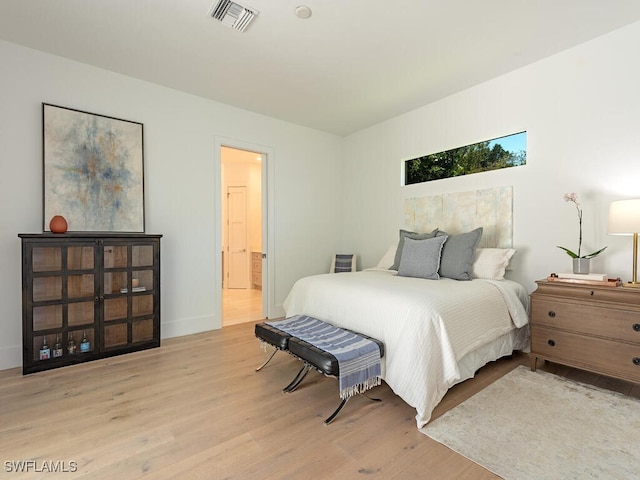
top-left (390, 228), bottom-right (438, 271)
top-left (333, 254), bottom-right (354, 273)
top-left (397, 236), bottom-right (448, 280)
top-left (437, 227), bottom-right (483, 280)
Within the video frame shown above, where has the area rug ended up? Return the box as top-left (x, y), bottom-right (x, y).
top-left (420, 366), bottom-right (640, 479)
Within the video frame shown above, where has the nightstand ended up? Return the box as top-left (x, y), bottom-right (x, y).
top-left (529, 279), bottom-right (640, 383)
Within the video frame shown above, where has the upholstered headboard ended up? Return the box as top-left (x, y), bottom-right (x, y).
top-left (404, 186), bottom-right (513, 248)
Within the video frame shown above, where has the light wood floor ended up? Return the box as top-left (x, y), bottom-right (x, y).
top-left (222, 287), bottom-right (263, 326)
top-left (2, 323), bottom-right (639, 479)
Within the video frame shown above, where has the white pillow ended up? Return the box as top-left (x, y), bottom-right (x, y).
top-left (471, 248), bottom-right (516, 280)
top-left (375, 244), bottom-right (398, 269)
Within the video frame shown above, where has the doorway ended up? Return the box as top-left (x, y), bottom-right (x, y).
top-left (221, 146), bottom-right (264, 326)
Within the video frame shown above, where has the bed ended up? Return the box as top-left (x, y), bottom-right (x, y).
top-left (283, 268), bottom-right (529, 428)
top-left (283, 189), bottom-right (529, 428)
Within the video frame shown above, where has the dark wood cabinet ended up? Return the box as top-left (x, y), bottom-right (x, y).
top-left (19, 233), bottom-right (161, 374)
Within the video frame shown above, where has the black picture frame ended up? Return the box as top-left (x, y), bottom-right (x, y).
top-left (42, 103), bottom-right (145, 232)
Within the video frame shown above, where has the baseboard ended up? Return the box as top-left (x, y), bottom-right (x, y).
top-left (0, 344), bottom-right (22, 371)
top-left (269, 303), bottom-right (285, 319)
top-left (161, 314), bottom-right (220, 340)
top-left (0, 316), bottom-right (222, 372)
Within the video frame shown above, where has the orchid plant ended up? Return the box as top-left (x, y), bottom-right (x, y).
top-left (557, 192), bottom-right (607, 259)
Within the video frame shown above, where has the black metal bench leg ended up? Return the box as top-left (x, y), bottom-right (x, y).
top-left (323, 393), bottom-right (382, 425)
top-left (324, 397), bottom-right (350, 425)
top-left (282, 365), bottom-right (311, 393)
top-left (255, 347), bottom-right (278, 372)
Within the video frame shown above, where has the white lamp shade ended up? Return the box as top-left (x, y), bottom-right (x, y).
top-left (608, 199), bottom-right (640, 235)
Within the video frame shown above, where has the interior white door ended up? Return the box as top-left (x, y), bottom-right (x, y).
top-left (227, 186), bottom-right (248, 289)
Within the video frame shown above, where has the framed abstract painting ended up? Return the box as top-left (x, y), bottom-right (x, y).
top-left (42, 103), bottom-right (145, 232)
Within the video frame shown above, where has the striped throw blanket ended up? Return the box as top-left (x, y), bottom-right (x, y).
top-left (266, 315), bottom-right (382, 399)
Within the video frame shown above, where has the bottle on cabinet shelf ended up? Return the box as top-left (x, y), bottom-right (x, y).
top-left (80, 330), bottom-right (91, 353)
top-left (68, 332), bottom-right (77, 355)
top-left (52, 333), bottom-right (63, 358)
top-left (39, 335), bottom-right (50, 360)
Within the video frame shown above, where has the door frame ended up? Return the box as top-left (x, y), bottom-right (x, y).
top-left (214, 136), bottom-right (274, 324)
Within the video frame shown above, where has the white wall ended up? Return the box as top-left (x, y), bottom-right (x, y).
top-left (0, 40), bottom-right (343, 370)
top-left (4, 21), bottom-right (640, 371)
top-left (342, 21), bottom-right (640, 293)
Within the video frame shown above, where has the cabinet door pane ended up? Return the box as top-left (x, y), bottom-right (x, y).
top-left (132, 319), bottom-right (154, 342)
top-left (33, 277), bottom-right (62, 302)
top-left (67, 246), bottom-right (94, 270)
top-left (33, 334), bottom-right (53, 362)
top-left (104, 324), bottom-right (128, 348)
top-left (104, 297), bottom-right (128, 321)
top-left (73, 328), bottom-right (94, 353)
top-left (132, 295), bottom-right (153, 317)
top-left (66, 329), bottom-right (94, 355)
top-left (131, 270), bottom-right (153, 292)
top-left (132, 245), bottom-right (153, 267)
top-left (68, 274), bottom-right (94, 298)
top-left (104, 272), bottom-right (128, 294)
top-left (32, 247), bottom-right (62, 272)
top-left (33, 305), bottom-right (63, 330)
top-left (68, 301), bottom-right (95, 326)
top-left (104, 245), bottom-right (127, 268)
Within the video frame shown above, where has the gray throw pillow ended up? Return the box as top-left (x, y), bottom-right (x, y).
top-left (389, 228), bottom-right (438, 270)
top-left (437, 227), bottom-right (483, 280)
top-left (397, 236), bottom-right (448, 280)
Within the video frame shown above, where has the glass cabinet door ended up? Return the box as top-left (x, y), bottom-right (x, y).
top-left (66, 245), bottom-right (96, 355)
top-left (102, 242), bottom-right (158, 349)
top-left (29, 242), bottom-right (97, 363)
top-left (30, 246), bottom-right (63, 362)
top-left (131, 244), bottom-right (155, 342)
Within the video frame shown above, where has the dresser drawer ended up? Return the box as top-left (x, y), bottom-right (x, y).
top-left (531, 325), bottom-right (640, 382)
top-left (531, 298), bottom-right (640, 342)
top-left (534, 282), bottom-right (640, 306)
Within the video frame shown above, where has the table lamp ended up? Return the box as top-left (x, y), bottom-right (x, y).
top-left (608, 199), bottom-right (640, 287)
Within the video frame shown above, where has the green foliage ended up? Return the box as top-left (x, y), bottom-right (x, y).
top-left (556, 246), bottom-right (607, 259)
top-left (405, 139), bottom-right (525, 185)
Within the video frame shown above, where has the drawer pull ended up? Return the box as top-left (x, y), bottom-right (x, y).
top-left (633, 323), bottom-right (640, 332)
top-left (548, 311), bottom-right (556, 318)
top-left (633, 357), bottom-right (640, 366)
top-left (590, 290), bottom-right (594, 296)
top-left (548, 339), bottom-right (556, 347)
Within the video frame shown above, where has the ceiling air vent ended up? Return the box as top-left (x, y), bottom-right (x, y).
top-left (207, 0), bottom-right (259, 32)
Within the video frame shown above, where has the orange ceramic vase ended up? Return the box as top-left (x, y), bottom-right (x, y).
top-left (49, 215), bottom-right (68, 234)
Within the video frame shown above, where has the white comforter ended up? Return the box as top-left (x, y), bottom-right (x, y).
top-left (282, 269), bottom-right (529, 427)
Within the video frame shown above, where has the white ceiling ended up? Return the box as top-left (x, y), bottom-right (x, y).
top-left (1, 0), bottom-right (640, 136)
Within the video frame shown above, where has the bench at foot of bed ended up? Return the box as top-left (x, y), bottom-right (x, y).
top-left (254, 322), bottom-right (291, 371)
top-left (254, 318), bottom-right (385, 424)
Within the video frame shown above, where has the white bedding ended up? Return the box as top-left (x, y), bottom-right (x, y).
top-left (282, 269), bottom-right (529, 427)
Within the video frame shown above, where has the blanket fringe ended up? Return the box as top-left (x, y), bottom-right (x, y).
top-left (339, 376), bottom-right (382, 399)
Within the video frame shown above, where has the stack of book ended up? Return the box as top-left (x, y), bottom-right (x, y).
top-left (547, 272), bottom-right (622, 287)
top-left (119, 286), bottom-right (147, 293)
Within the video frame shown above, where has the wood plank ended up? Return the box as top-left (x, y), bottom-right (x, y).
top-left (1, 321), bottom-right (638, 479)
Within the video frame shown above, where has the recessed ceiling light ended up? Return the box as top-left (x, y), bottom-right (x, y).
top-left (295, 5), bottom-right (312, 19)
